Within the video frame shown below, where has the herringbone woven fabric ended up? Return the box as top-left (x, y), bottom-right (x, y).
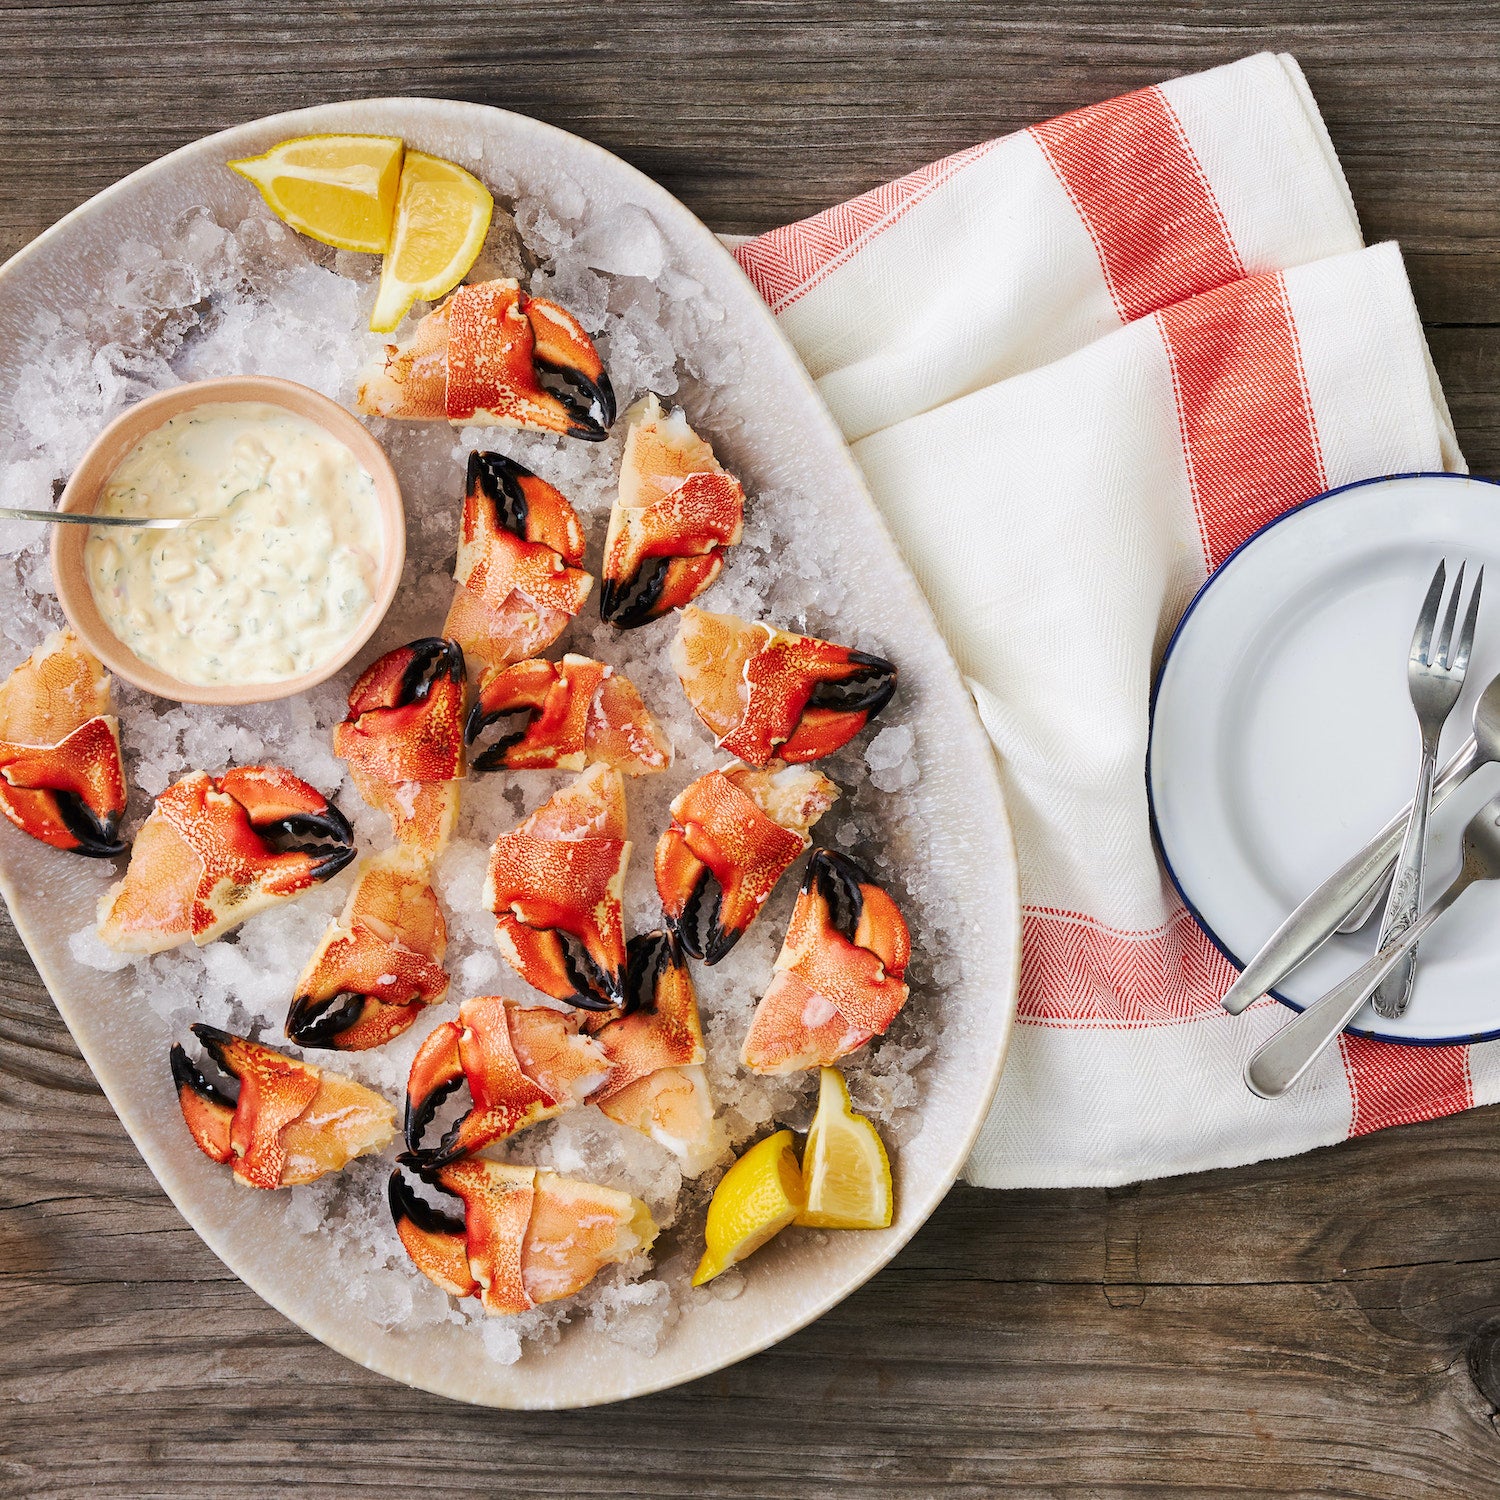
top-left (732, 54), bottom-right (1478, 1187)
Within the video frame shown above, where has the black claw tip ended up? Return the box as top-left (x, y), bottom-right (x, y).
top-left (803, 849), bottom-right (868, 943)
top-left (388, 1165), bottom-right (466, 1237)
top-left (599, 558), bottom-right (669, 630)
top-left (286, 991), bottom-right (366, 1049)
top-left (55, 792), bottom-right (128, 858)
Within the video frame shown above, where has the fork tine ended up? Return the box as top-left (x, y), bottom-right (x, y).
top-left (1435, 561), bottom-right (1468, 670)
top-left (1453, 566), bottom-right (1484, 674)
top-left (1412, 559), bottom-right (1446, 665)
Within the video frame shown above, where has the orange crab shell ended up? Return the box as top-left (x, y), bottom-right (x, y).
top-left (446, 281), bottom-right (613, 439)
top-left (97, 766), bottom-right (355, 953)
top-left (443, 452), bottom-right (594, 675)
top-left (484, 765), bottom-right (631, 1009)
top-left (587, 931), bottom-right (705, 1100)
top-left (171, 1026), bottom-right (395, 1189)
top-left (467, 653), bottom-right (671, 776)
top-left (0, 714), bottom-right (128, 854)
top-left (0, 631), bottom-right (128, 856)
top-left (286, 848), bottom-right (451, 1051)
top-left (655, 768), bottom-right (814, 962)
top-left (334, 638), bottom-right (466, 856)
top-left (672, 608), bottom-right (898, 767)
top-left (390, 1158), bottom-right (656, 1316)
top-left (336, 639), bottom-right (467, 786)
top-left (404, 995), bottom-right (610, 1161)
top-left (600, 471), bottom-right (746, 628)
top-left (741, 850), bottom-right (912, 1075)
top-left (488, 835), bottom-right (631, 1008)
top-left (357, 279), bottom-right (615, 441)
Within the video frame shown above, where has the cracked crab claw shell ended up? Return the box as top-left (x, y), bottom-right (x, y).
top-left (484, 763), bottom-right (630, 1010)
top-left (389, 1157), bottom-right (656, 1316)
top-left (171, 1024), bottom-right (394, 1189)
top-left (97, 765), bottom-right (355, 954)
top-left (286, 845), bottom-right (451, 1051)
top-left (357, 278), bottom-right (615, 440)
top-left (334, 637), bottom-right (466, 857)
top-left (466, 653), bottom-right (670, 777)
top-left (741, 849), bottom-right (912, 1075)
top-left (0, 629), bottom-right (127, 856)
top-left (587, 931), bottom-right (726, 1176)
top-left (443, 451), bottom-right (595, 676)
top-left (404, 994), bottom-right (610, 1163)
top-left (599, 396), bottom-right (745, 629)
top-left (656, 764), bottom-right (838, 964)
top-left (672, 607), bottom-right (897, 766)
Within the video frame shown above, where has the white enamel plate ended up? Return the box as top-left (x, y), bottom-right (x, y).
top-left (0, 101), bottom-right (1019, 1407)
top-left (1150, 472), bottom-right (1500, 1045)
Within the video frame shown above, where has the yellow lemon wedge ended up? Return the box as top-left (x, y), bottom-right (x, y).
top-left (228, 134), bottom-right (405, 254)
top-left (692, 1129), bottom-right (804, 1286)
top-left (796, 1067), bottom-right (893, 1230)
top-left (369, 150), bottom-right (494, 333)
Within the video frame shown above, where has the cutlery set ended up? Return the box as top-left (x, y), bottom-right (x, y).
top-left (1226, 560), bottom-right (1490, 1096)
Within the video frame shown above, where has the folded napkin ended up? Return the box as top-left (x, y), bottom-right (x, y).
top-left (732, 53), bottom-right (1485, 1188)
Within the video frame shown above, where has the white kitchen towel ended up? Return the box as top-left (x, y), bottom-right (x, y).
top-left (730, 53), bottom-right (1489, 1188)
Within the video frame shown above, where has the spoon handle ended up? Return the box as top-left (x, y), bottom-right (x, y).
top-left (1219, 734), bottom-right (1482, 1015)
top-left (1244, 872), bottom-right (1472, 1099)
top-left (0, 506), bottom-right (189, 529)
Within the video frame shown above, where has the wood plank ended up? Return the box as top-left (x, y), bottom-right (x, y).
top-left (4, 2), bottom-right (1500, 1493)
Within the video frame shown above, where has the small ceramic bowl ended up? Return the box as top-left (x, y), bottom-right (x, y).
top-left (52, 375), bottom-right (404, 706)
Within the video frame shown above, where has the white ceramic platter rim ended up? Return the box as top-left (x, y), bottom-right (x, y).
top-left (1148, 470), bottom-right (1500, 1045)
top-left (0, 98), bottom-right (1020, 1407)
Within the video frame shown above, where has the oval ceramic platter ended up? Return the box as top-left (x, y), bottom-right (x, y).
top-left (0, 100), bottom-right (1019, 1407)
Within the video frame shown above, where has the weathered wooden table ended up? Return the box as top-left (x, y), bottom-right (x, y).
top-left (4, 4), bottom-right (1500, 1494)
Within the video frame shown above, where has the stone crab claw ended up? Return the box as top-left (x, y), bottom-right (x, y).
top-left (286, 846), bottom-right (451, 1051)
top-left (483, 763), bottom-right (630, 1011)
top-left (673, 607), bottom-right (897, 766)
top-left (334, 637), bottom-right (466, 857)
top-left (403, 994), bottom-right (611, 1164)
top-left (443, 452), bottom-right (594, 676)
top-left (599, 396), bottom-right (745, 629)
top-left (656, 764), bottom-right (838, 964)
top-left (356, 277), bottom-right (616, 440)
top-left (97, 765), bottom-right (355, 953)
top-left (466, 653), bottom-right (670, 777)
top-left (741, 849), bottom-right (911, 1075)
top-left (389, 1156), bottom-right (656, 1316)
top-left (170, 1023), bottom-right (394, 1189)
top-left (0, 630), bottom-right (127, 857)
top-left (586, 931), bottom-right (726, 1176)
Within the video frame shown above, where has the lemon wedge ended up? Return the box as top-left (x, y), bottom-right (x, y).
top-left (797, 1067), bottom-right (893, 1230)
top-left (369, 151), bottom-right (494, 333)
top-left (228, 134), bottom-right (404, 254)
top-left (692, 1129), bottom-right (804, 1286)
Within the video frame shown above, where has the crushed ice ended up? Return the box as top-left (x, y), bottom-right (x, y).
top-left (2, 174), bottom-right (962, 1365)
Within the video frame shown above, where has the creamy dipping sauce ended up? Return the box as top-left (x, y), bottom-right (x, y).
top-left (86, 401), bottom-right (383, 686)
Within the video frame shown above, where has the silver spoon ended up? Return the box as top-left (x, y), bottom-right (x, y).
top-left (1245, 787), bottom-right (1500, 1098)
top-left (0, 506), bottom-right (198, 530)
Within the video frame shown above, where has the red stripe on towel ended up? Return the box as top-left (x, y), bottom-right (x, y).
top-left (731, 141), bottom-right (995, 315)
top-left (1158, 272), bottom-right (1328, 570)
top-left (1339, 1033), bottom-right (1473, 1137)
top-left (1030, 85), bottom-right (1244, 323)
top-left (1018, 905), bottom-right (1237, 1028)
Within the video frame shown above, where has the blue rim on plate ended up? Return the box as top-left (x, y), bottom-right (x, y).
top-left (1146, 470), bottom-right (1500, 1047)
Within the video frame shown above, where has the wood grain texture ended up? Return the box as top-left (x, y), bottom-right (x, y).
top-left (4, 2), bottom-right (1500, 1494)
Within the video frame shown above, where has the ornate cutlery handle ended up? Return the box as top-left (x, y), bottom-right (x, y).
top-left (1370, 735), bottom-right (1440, 1017)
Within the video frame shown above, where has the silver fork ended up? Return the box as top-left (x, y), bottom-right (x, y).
top-left (1370, 559), bottom-right (1482, 1019)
